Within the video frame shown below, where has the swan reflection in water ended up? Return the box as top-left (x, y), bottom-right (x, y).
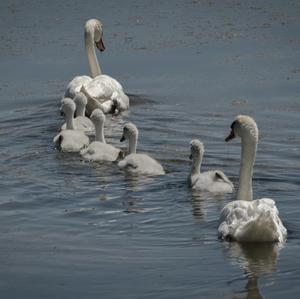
top-left (223, 242), bottom-right (284, 299)
top-left (191, 189), bottom-right (228, 221)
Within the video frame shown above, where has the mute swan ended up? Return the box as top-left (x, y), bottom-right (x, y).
top-left (118, 123), bottom-right (165, 176)
top-left (80, 109), bottom-right (122, 162)
top-left (54, 98), bottom-right (89, 152)
top-left (61, 92), bottom-right (94, 133)
top-left (189, 139), bottom-right (233, 193)
top-left (64, 19), bottom-right (129, 115)
top-left (218, 115), bottom-right (287, 242)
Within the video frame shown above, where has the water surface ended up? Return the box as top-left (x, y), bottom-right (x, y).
top-left (0, 0), bottom-right (300, 298)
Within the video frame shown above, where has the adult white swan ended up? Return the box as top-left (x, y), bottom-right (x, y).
top-left (189, 139), bottom-right (233, 193)
top-left (64, 19), bottom-right (129, 115)
top-left (118, 123), bottom-right (165, 176)
top-left (80, 109), bottom-right (122, 162)
top-left (218, 115), bottom-right (287, 242)
top-left (54, 98), bottom-right (89, 152)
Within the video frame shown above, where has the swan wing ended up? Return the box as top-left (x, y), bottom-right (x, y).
top-left (65, 75), bottom-right (92, 98)
top-left (214, 170), bottom-right (233, 186)
top-left (81, 74), bottom-right (123, 99)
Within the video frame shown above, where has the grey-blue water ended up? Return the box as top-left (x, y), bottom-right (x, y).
top-left (0, 0), bottom-right (299, 298)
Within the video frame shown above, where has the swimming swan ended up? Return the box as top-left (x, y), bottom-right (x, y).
top-left (118, 123), bottom-right (165, 176)
top-left (54, 98), bottom-right (89, 152)
top-left (64, 19), bottom-right (129, 115)
top-left (61, 92), bottom-right (94, 133)
top-left (189, 139), bottom-right (233, 193)
top-left (80, 109), bottom-right (122, 162)
top-left (218, 115), bottom-right (287, 242)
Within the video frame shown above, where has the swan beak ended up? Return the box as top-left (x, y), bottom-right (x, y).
top-left (225, 130), bottom-right (235, 142)
top-left (96, 38), bottom-right (105, 52)
top-left (120, 135), bottom-right (125, 142)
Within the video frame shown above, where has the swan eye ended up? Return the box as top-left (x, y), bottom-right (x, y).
top-left (230, 121), bottom-right (236, 130)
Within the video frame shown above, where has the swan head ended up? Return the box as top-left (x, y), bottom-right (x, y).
top-left (225, 115), bottom-right (258, 143)
top-left (74, 92), bottom-right (88, 107)
top-left (189, 139), bottom-right (204, 160)
top-left (85, 19), bottom-right (105, 51)
top-left (90, 108), bottom-right (106, 125)
top-left (60, 98), bottom-right (76, 117)
top-left (120, 122), bottom-right (138, 142)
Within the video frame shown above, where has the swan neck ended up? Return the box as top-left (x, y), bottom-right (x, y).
top-left (95, 121), bottom-right (106, 143)
top-left (191, 153), bottom-right (202, 176)
top-left (65, 111), bottom-right (75, 130)
top-left (85, 29), bottom-right (101, 78)
top-left (237, 138), bottom-right (257, 201)
top-left (76, 105), bottom-right (85, 117)
top-left (128, 134), bottom-right (137, 154)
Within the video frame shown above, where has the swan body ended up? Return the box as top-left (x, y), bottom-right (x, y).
top-left (118, 123), bottom-right (165, 176)
top-left (54, 98), bottom-right (89, 152)
top-left (64, 19), bottom-right (129, 115)
top-left (61, 92), bottom-right (94, 133)
top-left (189, 139), bottom-right (233, 193)
top-left (218, 115), bottom-right (287, 242)
top-left (80, 109), bottom-right (122, 162)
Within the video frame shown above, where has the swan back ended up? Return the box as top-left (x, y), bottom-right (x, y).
top-left (80, 141), bottom-right (121, 162)
top-left (53, 130), bottom-right (89, 152)
top-left (218, 198), bottom-right (287, 242)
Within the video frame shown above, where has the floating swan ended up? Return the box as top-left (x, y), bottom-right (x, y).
top-left (64, 19), bottom-right (129, 115)
top-left (189, 139), bottom-right (233, 193)
top-left (118, 123), bottom-right (165, 176)
top-left (80, 109), bottom-right (122, 162)
top-left (218, 115), bottom-right (287, 242)
top-left (53, 98), bottom-right (89, 152)
top-left (61, 92), bottom-right (94, 133)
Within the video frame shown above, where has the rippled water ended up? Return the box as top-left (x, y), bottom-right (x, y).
top-left (1, 0), bottom-right (300, 298)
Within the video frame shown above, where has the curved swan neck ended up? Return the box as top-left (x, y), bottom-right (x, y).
top-left (95, 121), bottom-right (106, 143)
top-left (85, 27), bottom-right (101, 78)
top-left (191, 152), bottom-right (203, 176)
top-left (128, 134), bottom-right (137, 154)
top-left (65, 111), bottom-right (75, 130)
top-left (237, 138), bottom-right (257, 201)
